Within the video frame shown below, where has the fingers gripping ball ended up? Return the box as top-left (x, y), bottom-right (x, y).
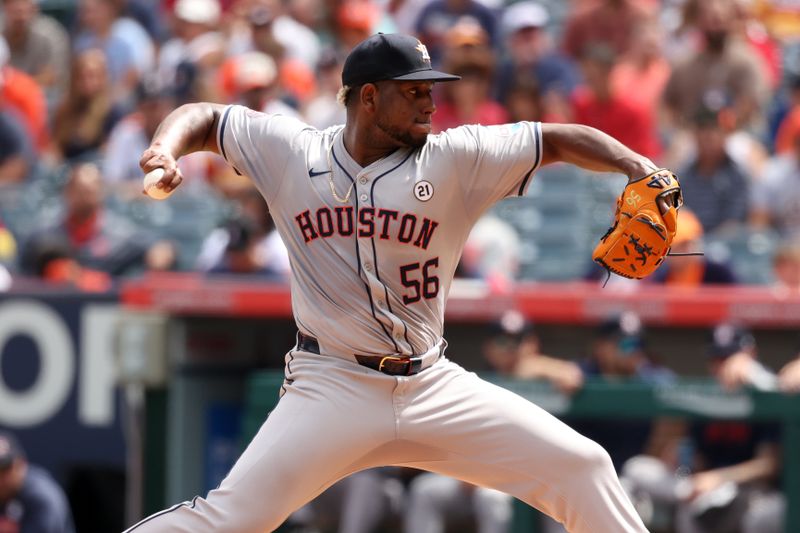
top-left (592, 169), bottom-right (683, 279)
top-left (143, 168), bottom-right (174, 200)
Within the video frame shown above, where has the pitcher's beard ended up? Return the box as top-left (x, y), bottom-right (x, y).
top-left (375, 117), bottom-right (428, 149)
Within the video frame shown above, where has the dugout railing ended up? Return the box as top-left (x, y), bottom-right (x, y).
top-left (241, 373), bottom-right (800, 533)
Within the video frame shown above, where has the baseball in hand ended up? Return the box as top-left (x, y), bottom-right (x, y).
top-left (143, 168), bottom-right (173, 200)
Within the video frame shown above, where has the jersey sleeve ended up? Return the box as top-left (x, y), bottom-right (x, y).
top-left (440, 122), bottom-right (542, 219)
top-left (216, 105), bottom-right (311, 203)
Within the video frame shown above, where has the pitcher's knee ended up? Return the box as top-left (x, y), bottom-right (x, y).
top-left (572, 439), bottom-right (615, 478)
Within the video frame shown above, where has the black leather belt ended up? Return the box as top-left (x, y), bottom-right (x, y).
top-left (297, 332), bottom-right (425, 376)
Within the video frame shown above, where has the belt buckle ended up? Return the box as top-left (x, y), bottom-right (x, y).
top-left (378, 356), bottom-right (409, 375)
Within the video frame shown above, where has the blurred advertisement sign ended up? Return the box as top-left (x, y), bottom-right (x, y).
top-left (0, 292), bottom-right (125, 478)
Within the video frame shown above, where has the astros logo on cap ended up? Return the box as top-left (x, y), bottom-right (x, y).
top-left (415, 41), bottom-right (431, 63)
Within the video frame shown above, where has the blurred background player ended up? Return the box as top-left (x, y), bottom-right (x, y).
top-left (0, 430), bottom-right (75, 533)
top-left (621, 322), bottom-right (784, 533)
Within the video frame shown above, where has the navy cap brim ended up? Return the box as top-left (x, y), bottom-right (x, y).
top-left (389, 69), bottom-right (461, 82)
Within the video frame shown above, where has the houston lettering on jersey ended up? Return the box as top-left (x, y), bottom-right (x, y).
top-left (295, 206), bottom-right (439, 250)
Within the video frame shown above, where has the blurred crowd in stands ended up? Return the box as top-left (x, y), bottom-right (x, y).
top-left (2, 0), bottom-right (800, 290)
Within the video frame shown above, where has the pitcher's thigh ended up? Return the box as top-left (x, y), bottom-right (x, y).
top-left (126, 380), bottom-right (394, 533)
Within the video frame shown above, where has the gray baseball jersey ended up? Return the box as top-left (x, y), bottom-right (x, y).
top-left (217, 106), bottom-right (542, 358)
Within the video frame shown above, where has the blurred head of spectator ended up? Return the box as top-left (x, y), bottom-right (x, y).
top-left (247, 2), bottom-right (287, 62)
top-left (78, 0), bottom-right (120, 37)
top-left (303, 48), bottom-right (345, 128)
top-left (683, 0), bottom-right (736, 54)
top-left (2, 0), bottom-right (70, 98)
top-left (561, 0), bottom-right (653, 60)
top-left (588, 310), bottom-right (647, 377)
top-left (505, 75), bottom-right (542, 122)
top-left (772, 241), bottom-right (800, 292)
top-left (706, 322), bottom-right (757, 376)
top-left (172, 0), bottom-right (221, 41)
top-left (0, 430), bottom-right (75, 530)
top-left (434, 30), bottom-right (508, 132)
top-left (0, 431), bottom-right (26, 503)
top-left (483, 310), bottom-right (538, 374)
top-left (135, 74), bottom-right (175, 140)
top-left (53, 48), bottom-right (123, 162)
top-left (65, 162), bottom-right (104, 225)
top-left (231, 51), bottom-right (278, 111)
top-left (336, 0), bottom-right (380, 51)
top-left (2, 0), bottom-right (37, 43)
top-left (579, 43), bottom-right (617, 102)
top-left (414, 0), bottom-right (498, 66)
top-left (501, 1), bottom-right (550, 66)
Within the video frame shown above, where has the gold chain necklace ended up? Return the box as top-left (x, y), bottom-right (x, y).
top-left (327, 131), bottom-right (354, 204)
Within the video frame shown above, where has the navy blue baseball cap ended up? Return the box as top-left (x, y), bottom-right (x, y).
top-left (342, 33), bottom-right (461, 87)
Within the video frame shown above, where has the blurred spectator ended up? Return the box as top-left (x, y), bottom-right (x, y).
top-left (22, 162), bottom-right (174, 276)
top-left (414, 0), bottom-right (497, 65)
top-left (651, 208), bottom-right (737, 285)
top-left (74, 0), bottom-right (154, 103)
top-left (196, 187), bottom-right (289, 277)
top-left (158, 0), bottom-right (225, 101)
top-left (562, 0), bottom-right (653, 60)
top-left (205, 217), bottom-right (283, 277)
top-left (336, 0), bottom-right (381, 51)
top-left (51, 49), bottom-right (126, 163)
top-left (677, 104), bottom-right (751, 234)
top-left (0, 35), bottom-right (47, 152)
top-left (304, 48), bottom-right (346, 129)
top-left (571, 44), bottom-right (661, 160)
top-left (621, 323), bottom-right (783, 533)
top-left (569, 312), bottom-right (678, 471)
top-left (25, 235), bottom-right (113, 291)
top-left (103, 75), bottom-right (216, 185)
top-left (503, 75), bottom-right (545, 123)
top-left (229, 0), bottom-right (321, 69)
top-left (0, 109), bottom-right (33, 182)
top-left (772, 240), bottom-right (800, 294)
top-left (750, 128), bottom-right (800, 239)
top-left (405, 311), bottom-right (582, 533)
top-left (455, 215), bottom-right (519, 294)
top-left (663, 0), bottom-right (770, 131)
top-left (610, 16), bottom-right (670, 124)
top-left (432, 25), bottom-right (507, 132)
top-left (494, 1), bottom-right (578, 119)
top-left (219, 51), bottom-right (299, 117)
top-left (1, 0), bottom-right (70, 103)
top-left (0, 430), bottom-right (75, 532)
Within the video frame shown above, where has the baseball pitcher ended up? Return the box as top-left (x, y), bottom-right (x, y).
top-left (127, 33), bottom-right (682, 533)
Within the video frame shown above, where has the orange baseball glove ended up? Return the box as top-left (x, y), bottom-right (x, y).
top-left (592, 169), bottom-right (683, 279)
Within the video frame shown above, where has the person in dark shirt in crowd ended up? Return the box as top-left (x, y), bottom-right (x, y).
top-left (621, 323), bottom-right (783, 533)
top-left (493, 1), bottom-right (578, 117)
top-left (677, 104), bottom-right (751, 235)
top-left (0, 431), bottom-right (75, 533)
top-left (569, 312), bottom-right (677, 472)
top-left (22, 162), bottom-right (175, 277)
